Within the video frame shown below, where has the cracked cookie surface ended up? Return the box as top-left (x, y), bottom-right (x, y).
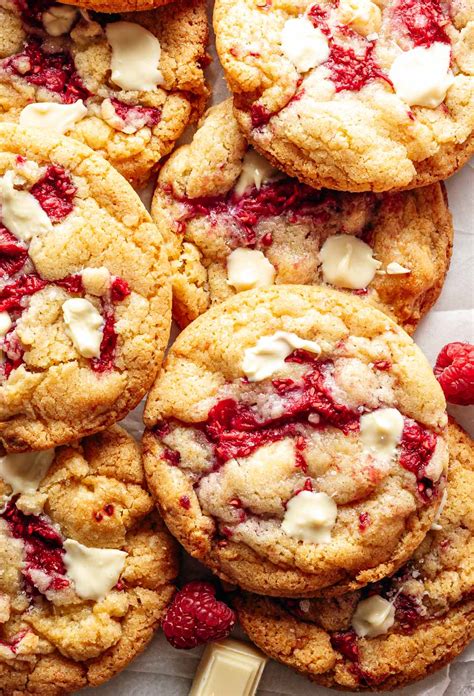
top-left (0, 0), bottom-right (209, 187)
top-left (0, 425), bottom-right (179, 696)
top-left (233, 420), bottom-right (474, 691)
top-left (0, 124), bottom-right (171, 451)
top-left (152, 99), bottom-right (453, 329)
top-left (143, 285), bottom-right (448, 597)
top-left (214, 0), bottom-right (474, 192)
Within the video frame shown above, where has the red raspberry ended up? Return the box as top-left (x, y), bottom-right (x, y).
top-left (434, 342), bottom-right (474, 405)
top-left (162, 581), bottom-right (235, 649)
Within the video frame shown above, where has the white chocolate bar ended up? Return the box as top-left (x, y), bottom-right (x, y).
top-left (189, 638), bottom-right (268, 696)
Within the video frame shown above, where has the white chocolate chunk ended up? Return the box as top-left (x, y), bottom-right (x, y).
top-left (0, 449), bottom-right (55, 495)
top-left (424, 438), bottom-right (446, 483)
top-left (42, 5), bottom-right (77, 36)
top-left (106, 22), bottom-right (163, 91)
top-left (389, 43), bottom-right (453, 108)
top-left (189, 639), bottom-right (267, 696)
top-left (281, 17), bottom-right (330, 73)
top-left (227, 248), bottom-right (276, 292)
top-left (431, 488), bottom-right (448, 530)
top-left (242, 331), bottom-right (321, 382)
top-left (81, 267), bottom-right (111, 296)
top-left (0, 170), bottom-right (53, 243)
top-left (0, 312), bottom-right (12, 337)
top-left (20, 100), bottom-right (87, 135)
top-left (386, 262), bottom-right (411, 275)
top-left (282, 491), bottom-right (337, 543)
top-left (234, 150), bottom-right (280, 196)
top-left (360, 408), bottom-right (404, 461)
top-left (63, 539), bottom-right (127, 601)
top-left (62, 298), bottom-right (103, 359)
top-left (319, 235), bottom-right (381, 289)
top-left (352, 595), bottom-right (395, 638)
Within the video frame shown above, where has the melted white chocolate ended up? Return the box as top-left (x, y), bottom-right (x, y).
top-left (281, 491), bottom-right (337, 543)
top-left (360, 408), bottom-right (404, 461)
top-left (242, 331), bottom-right (321, 381)
top-left (0, 312), bottom-right (12, 337)
top-left (0, 170), bottom-right (53, 243)
top-left (106, 22), bottom-right (164, 91)
top-left (234, 150), bottom-right (279, 196)
top-left (20, 101), bottom-right (87, 135)
top-left (63, 539), bottom-right (127, 601)
top-left (0, 449), bottom-right (55, 495)
top-left (227, 248), bottom-right (276, 292)
top-left (319, 235), bottom-right (381, 289)
top-left (389, 43), bottom-right (453, 108)
top-left (62, 298), bottom-right (103, 359)
top-left (281, 16), bottom-right (330, 73)
top-left (386, 261), bottom-right (411, 275)
top-left (352, 595), bottom-right (395, 638)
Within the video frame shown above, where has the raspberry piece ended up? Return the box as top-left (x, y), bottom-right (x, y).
top-left (162, 581), bottom-right (235, 649)
top-left (90, 307), bottom-right (117, 373)
top-left (30, 165), bottom-right (77, 222)
top-left (0, 225), bottom-right (28, 278)
top-left (434, 342), bottom-right (474, 405)
top-left (330, 630), bottom-right (359, 662)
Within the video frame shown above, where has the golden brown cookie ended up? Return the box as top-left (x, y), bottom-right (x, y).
top-left (0, 425), bottom-right (179, 696)
top-left (61, 0), bottom-right (172, 13)
top-left (0, 124), bottom-right (171, 452)
top-left (0, 0), bottom-right (209, 187)
top-left (152, 99), bottom-right (453, 330)
top-left (214, 0), bottom-right (474, 192)
top-left (233, 420), bottom-right (474, 691)
top-left (143, 285), bottom-right (448, 598)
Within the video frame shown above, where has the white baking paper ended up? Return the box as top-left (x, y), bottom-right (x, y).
top-left (85, 2), bottom-right (474, 693)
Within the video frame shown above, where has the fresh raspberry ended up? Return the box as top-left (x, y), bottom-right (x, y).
top-left (162, 581), bottom-right (235, 649)
top-left (434, 342), bottom-right (474, 405)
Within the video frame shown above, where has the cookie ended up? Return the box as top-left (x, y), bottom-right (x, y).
top-left (152, 99), bottom-right (453, 330)
top-left (214, 0), bottom-right (474, 192)
top-left (0, 425), bottom-right (179, 696)
top-left (0, 0), bottom-right (209, 188)
top-left (143, 285), bottom-right (448, 597)
top-left (61, 0), bottom-right (173, 14)
top-left (0, 124), bottom-right (171, 451)
top-left (233, 420), bottom-right (474, 691)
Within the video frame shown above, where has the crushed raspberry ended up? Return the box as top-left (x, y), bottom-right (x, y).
top-left (1, 500), bottom-right (69, 594)
top-left (153, 420), bottom-right (171, 438)
top-left (110, 98), bottom-right (162, 130)
top-left (30, 165), bottom-right (77, 222)
top-left (0, 630), bottom-right (28, 654)
top-left (392, 0), bottom-right (450, 47)
top-left (325, 42), bottom-right (391, 93)
top-left (175, 180), bottom-right (338, 249)
top-left (6, 38), bottom-right (90, 104)
top-left (179, 495), bottom-right (191, 510)
top-left (103, 504), bottom-right (114, 516)
top-left (162, 448), bottom-right (181, 466)
top-left (55, 274), bottom-right (84, 295)
top-left (250, 104), bottom-right (272, 129)
top-left (307, 3), bottom-right (331, 35)
top-left (434, 342), bottom-right (474, 405)
top-left (358, 511), bottom-right (371, 532)
top-left (16, 0), bottom-right (55, 28)
top-left (399, 420), bottom-right (438, 502)
top-left (110, 277), bottom-right (131, 303)
top-left (162, 581), bottom-right (235, 649)
top-left (0, 274), bottom-right (47, 313)
top-left (94, 511), bottom-right (104, 522)
top-left (0, 226), bottom-right (28, 278)
top-left (90, 306), bottom-right (117, 373)
top-left (373, 360), bottom-right (391, 371)
top-left (331, 630), bottom-right (359, 662)
top-left (394, 592), bottom-right (422, 630)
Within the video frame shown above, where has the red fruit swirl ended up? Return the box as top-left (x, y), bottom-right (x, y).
top-left (30, 165), bottom-right (77, 222)
top-left (325, 42), bottom-right (391, 93)
top-left (0, 226), bottom-right (28, 278)
top-left (391, 0), bottom-right (450, 48)
top-left (434, 342), bottom-right (474, 406)
top-left (110, 98), bottom-right (162, 130)
top-left (399, 420), bottom-right (439, 502)
top-left (1, 500), bottom-right (69, 593)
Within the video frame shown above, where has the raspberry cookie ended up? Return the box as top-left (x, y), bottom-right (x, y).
top-left (0, 0), bottom-right (209, 187)
top-left (62, 0), bottom-right (172, 14)
top-left (0, 425), bottom-right (179, 696)
top-left (0, 124), bottom-right (171, 451)
top-left (214, 0), bottom-right (474, 192)
top-left (152, 99), bottom-right (453, 330)
top-left (143, 285), bottom-right (448, 597)
top-left (233, 420), bottom-right (474, 691)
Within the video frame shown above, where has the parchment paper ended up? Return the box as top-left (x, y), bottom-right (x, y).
top-left (85, 4), bottom-right (474, 693)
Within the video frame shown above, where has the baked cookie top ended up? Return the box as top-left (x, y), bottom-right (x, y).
top-left (234, 420), bottom-right (474, 691)
top-left (214, 0), bottom-right (474, 192)
top-left (143, 285), bottom-right (448, 597)
top-left (0, 425), bottom-right (179, 696)
top-left (0, 124), bottom-right (171, 452)
top-left (152, 99), bottom-right (453, 330)
top-left (0, 0), bottom-right (209, 187)
top-left (61, 0), bottom-right (173, 15)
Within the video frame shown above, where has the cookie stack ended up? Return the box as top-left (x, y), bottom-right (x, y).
top-left (0, 0), bottom-right (472, 694)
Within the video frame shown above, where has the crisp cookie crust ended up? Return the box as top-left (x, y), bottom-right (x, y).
top-left (143, 285), bottom-right (448, 597)
top-left (234, 420), bottom-right (474, 691)
top-left (0, 425), bottom-right (179, 696)
top-left (0, 0), bottom-right (209, 187)
top-left (214, 0), bottom-right (474, 192)
top-left (0, 124), bottom-right (171, 452)
top-left (152, 99), bottom-right (453, 330)
top-left (61, 0), bottom-right (173, 13)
